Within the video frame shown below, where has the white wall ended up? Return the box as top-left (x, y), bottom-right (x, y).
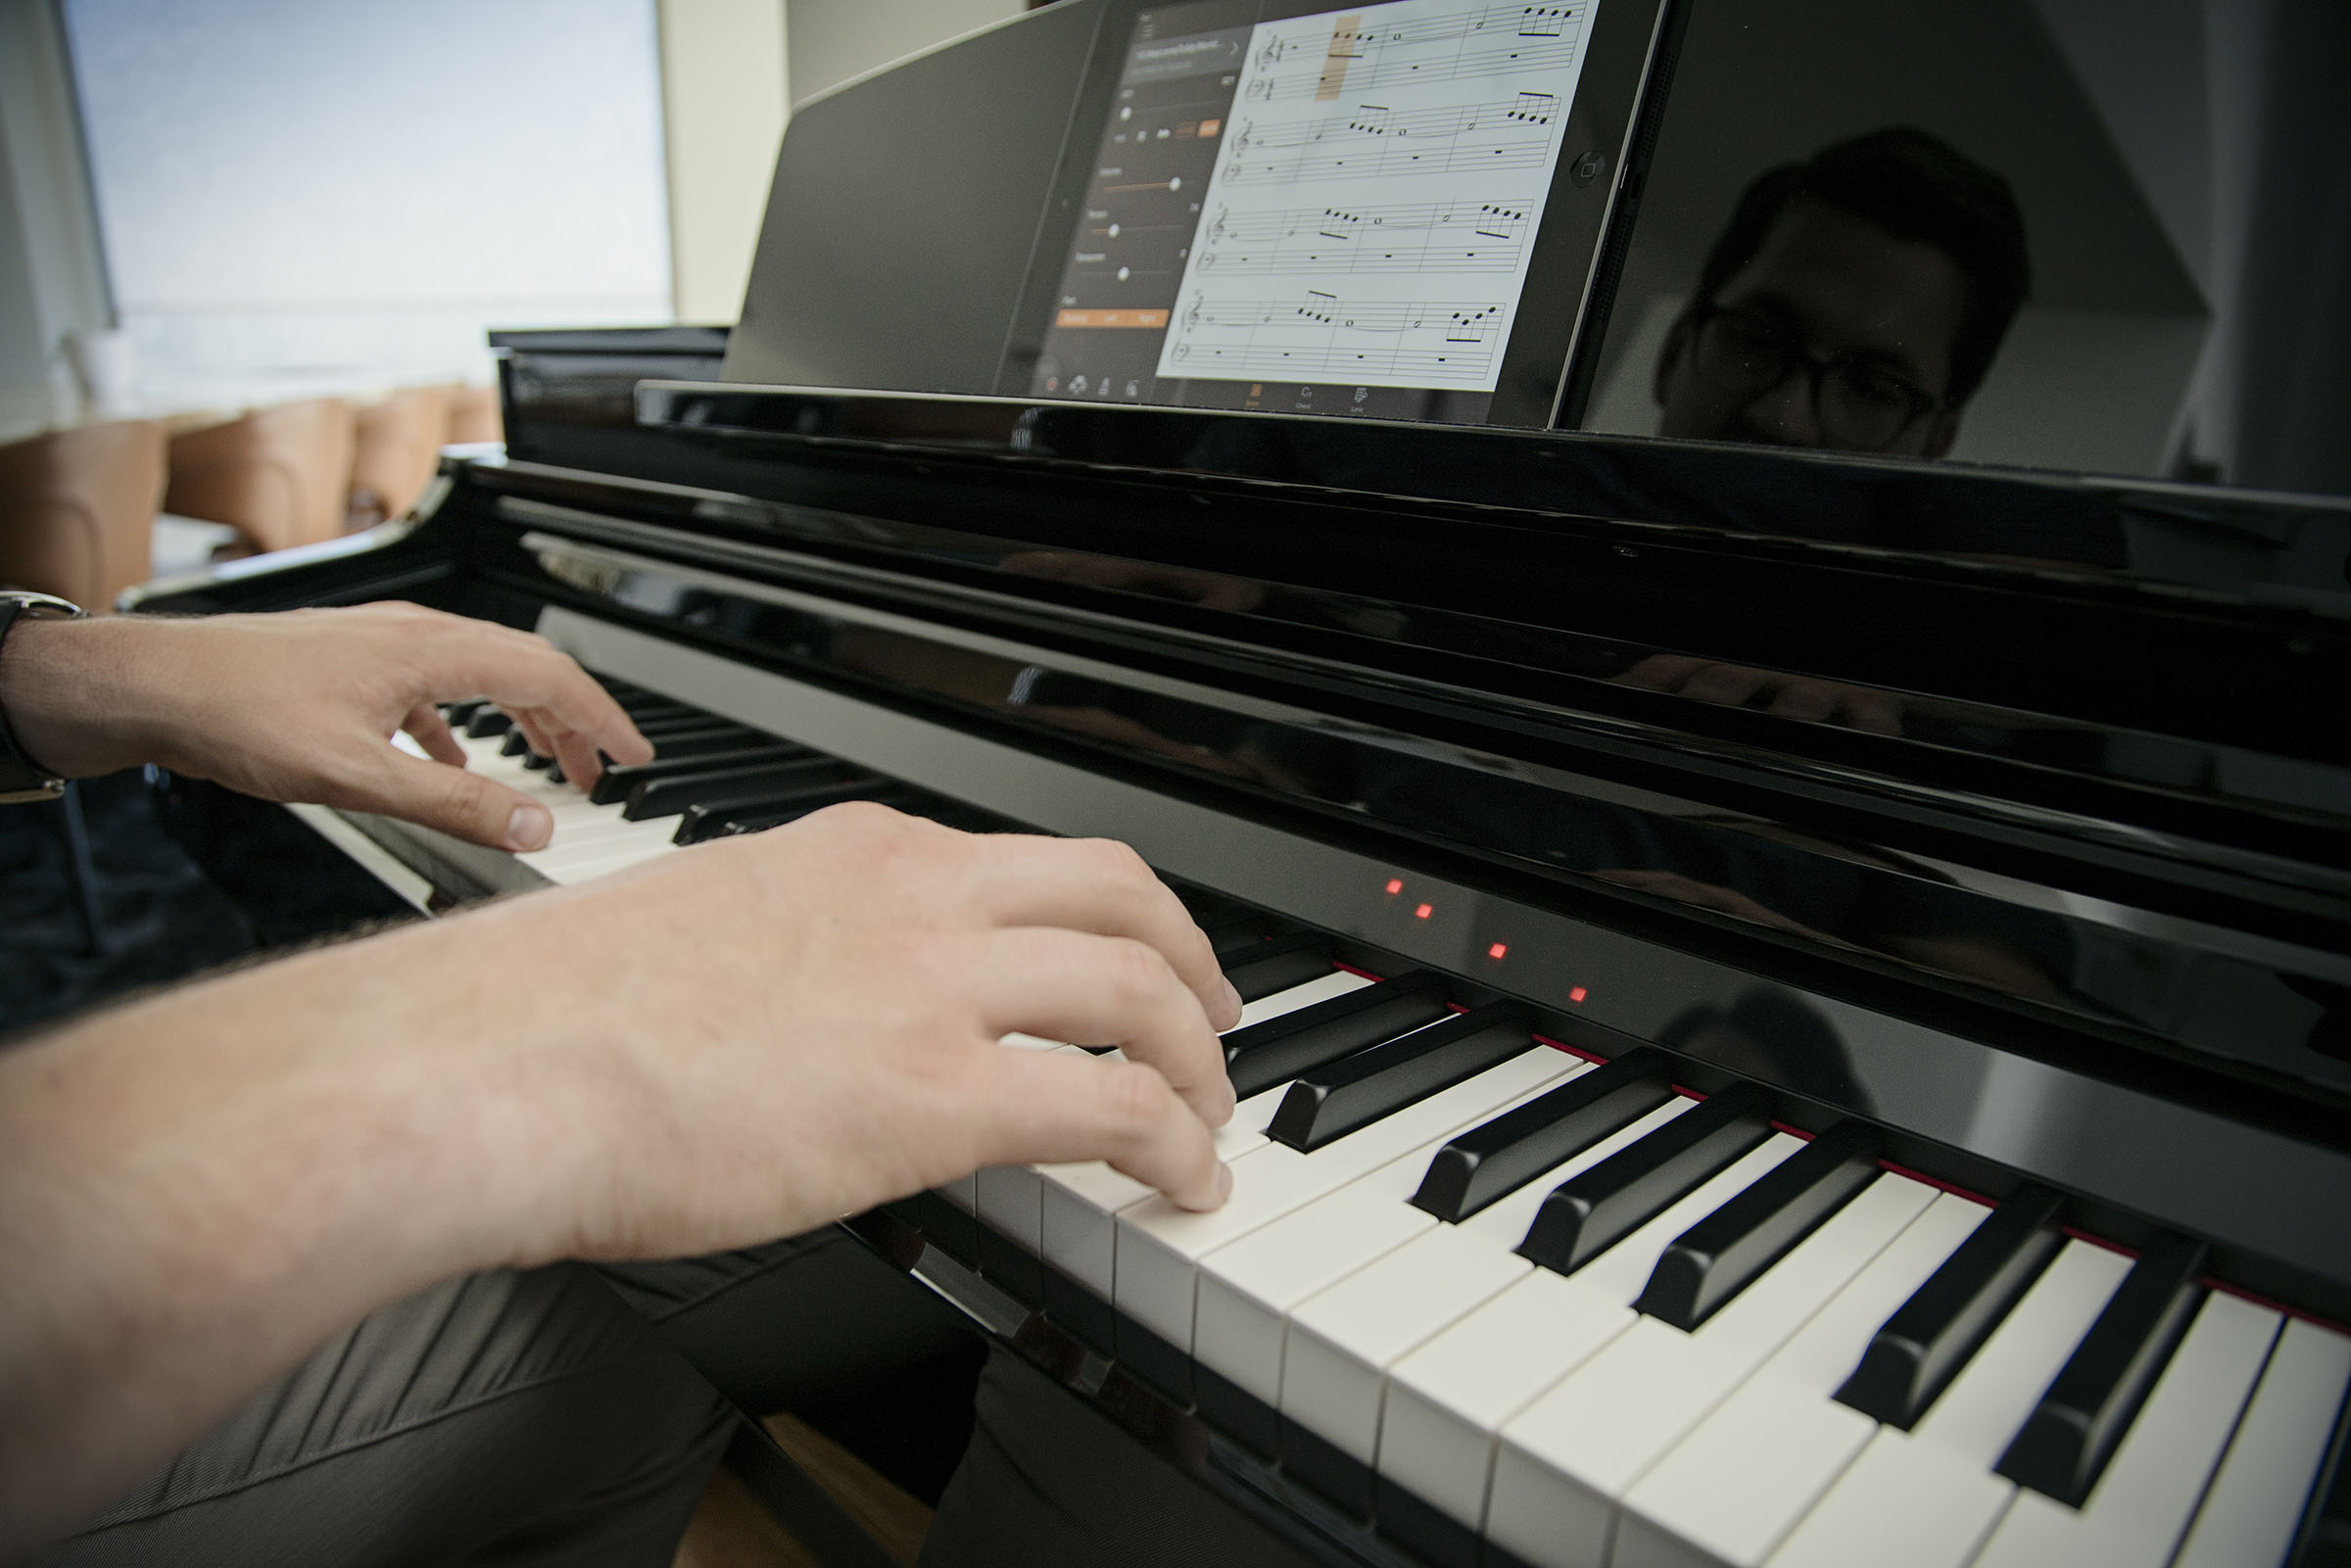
top-left (783, 0), bottom-right (1022, 109)
top-left (658, 0), bottom-right (790, 324)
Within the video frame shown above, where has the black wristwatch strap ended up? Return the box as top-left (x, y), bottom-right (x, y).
top-left (0, 592), bottom-right (86, 803)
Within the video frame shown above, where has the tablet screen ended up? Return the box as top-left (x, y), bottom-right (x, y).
top-left (1015, 0), bottom-right (1670, 426)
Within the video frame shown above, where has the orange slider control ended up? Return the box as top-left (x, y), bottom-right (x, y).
top-left (1053, 309), bottom-right (1170, 329)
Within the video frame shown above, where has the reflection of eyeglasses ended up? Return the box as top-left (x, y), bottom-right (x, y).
top-left (1689, 304), bottom-right (1944, 451)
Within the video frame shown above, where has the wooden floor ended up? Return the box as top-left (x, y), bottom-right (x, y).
top-left (673, 1411), bottom-right (934, 1568)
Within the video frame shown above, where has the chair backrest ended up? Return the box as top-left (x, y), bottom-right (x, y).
top-left (165, 398), bottom-right (357, 553)
top-left (0, 419), bottom-right (168, 610)
top-left (349, 385), bottom-right (454, 530)
top-left (445, 382), bottom-right (503, 446)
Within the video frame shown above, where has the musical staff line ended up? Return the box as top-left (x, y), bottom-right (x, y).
top-left (1167, 290), bottom-right (1504, 383)
top-left (1245, 3), bottom-right (1587, 103)
top-left (1223, 92), bottom-right (1559, 185)
top-left (1197, 199), bottom-right (1530, 275)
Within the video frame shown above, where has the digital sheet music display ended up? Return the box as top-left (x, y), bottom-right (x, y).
top-left (1031, 1), bottom-right (1601, 422)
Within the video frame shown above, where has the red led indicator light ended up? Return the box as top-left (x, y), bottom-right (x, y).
top-left (1385, 878), bottom-right (1405, 895)
top-left (1415, 902), bottom-right (1434, 920)
top-left (1568, 985), bottom-right (1589, 1003)
top-left (1488, 942), bottom-right (1509, 960)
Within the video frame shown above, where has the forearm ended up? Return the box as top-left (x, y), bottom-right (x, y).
top-left (0, 911), bottom-right (588, 1556)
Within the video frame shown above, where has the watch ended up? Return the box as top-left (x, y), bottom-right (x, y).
top-left (0, 590), bottom-right (87, 803)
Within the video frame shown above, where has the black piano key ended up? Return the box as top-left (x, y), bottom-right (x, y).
top-left (463, 705), bottom-right (513, 737)
top-left (1222, 971), bottom-right (1451, 1100)
top-left (674, 779), bottom-right (913, 844)
top-left (1517, 1082), bottom-right (1775, 1277)
top-left (1834, 1182), bottom-right (2066, 1429)
top-left (711, 784), bottom-right (927, 838)
top-left (1223, 929), bottom-right (1340, 1005)
top-left (588, 741), bottom-right (805, 805)
top-left (628, 714), bottom-right (744, 742)
top-left (1634, 1119), bottom-right (1882, 1332)
top-left (1200, 910), bottom-right (1281, 958)
top-left (2291, 1379), bottom-right (2351, 1568)
top-left (499, 728), bottom-right (534, 757)
top-left (621, 756), bottom-right (851, 821)
top-left (1411, 1048), bottom-right (1676, 1224)
top-left (440, 697), bottom-right (490, 727)
top-left (1268, 1001), bottom-right (1531, 1152)
top-left (606, 689), bottom-right (694, 720)
top-left (1995, 1233), bottom-right (2209, 1506)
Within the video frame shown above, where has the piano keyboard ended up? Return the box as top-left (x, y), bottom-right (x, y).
top-left (397, 683), bottom-right (2351, 1568)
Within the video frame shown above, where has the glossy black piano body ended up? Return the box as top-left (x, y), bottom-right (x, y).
top-left (129, 364), bottom-right (2350, 1563)
top-left (128, 0), bottom-right (2351, 1561)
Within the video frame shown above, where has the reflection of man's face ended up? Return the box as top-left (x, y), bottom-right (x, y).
top-left (1655, 199), bottom-right (1968, 457)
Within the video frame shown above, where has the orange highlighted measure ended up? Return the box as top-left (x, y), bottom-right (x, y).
top-left (1054, 309), bottom-right (1171, 328)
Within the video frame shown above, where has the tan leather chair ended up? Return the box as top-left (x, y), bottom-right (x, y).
top-left (0, 419), bottom-right (168, 610)
top-left (165, 398), bottom-right (357, 554)
top-left (348, 386), bottom-right (452, 530)
top-left (445, 382), bottom-right (503, 446)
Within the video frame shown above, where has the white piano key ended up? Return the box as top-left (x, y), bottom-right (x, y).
top-left (1609, 1192), bottom-right (1989, 1568)
top-left (1967, 1290), bottom-right (2279, 1568)
top-left (1368, 1096), bottom-right (1707, 1530)
top-left (1113, 1046), bottom-right (1573, 1354)
top-left (1034, 970), bottom-right (1373, 1305)
top-left (1232, 968), bottom-right (1371, 1027)
top-left (1761, 1237), bottom-right (2134, 1568)
top-left (1193, 1064), bottom-right (1595, 1409)
top-left (1433, 1170), bottom-right (1938, 1561)
top-left (2173, 1316), bottom-right (2351, 1568)
top-left (1382, 1265), bottom-right (1642, 1539)
top-left (1481, 1136), bottom-right (1816, 1567)
top-left (1195, 1174), bottom-right (1439, 1409)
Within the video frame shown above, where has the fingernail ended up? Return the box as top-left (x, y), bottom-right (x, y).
top-left (1215, 1162), bottom-right (1233, 1205)
top-left (506, 803), bottom-right (552, 851)
top-left (1221, 977), bottom-right (1244, 1022)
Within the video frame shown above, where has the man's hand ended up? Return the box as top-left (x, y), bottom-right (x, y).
top-left (0, 602), bottom-right (650, 850)
top-left (504, 802), bottom-right (1245, 1256)
top-left (0, 802), bottom-right (1243, 1552)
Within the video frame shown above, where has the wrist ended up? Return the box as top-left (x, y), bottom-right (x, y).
top-left (0, 616), bottom-right (163, 780)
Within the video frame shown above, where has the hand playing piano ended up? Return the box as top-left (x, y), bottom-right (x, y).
top-left (0, 601), bottom-right (652, 850)
top-left (510, 800), bottom-right (1244, 1256)
top-left (0, 797), bottom-right (1240, 1552)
